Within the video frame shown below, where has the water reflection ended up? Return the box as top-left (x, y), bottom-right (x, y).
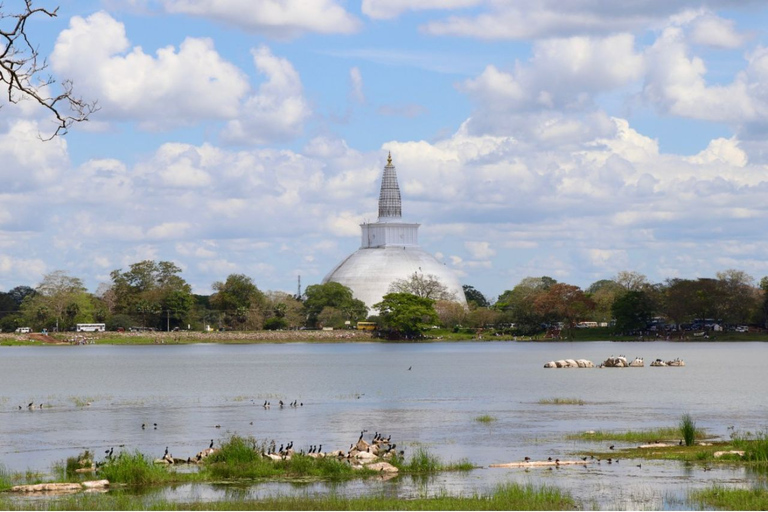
top-left (1, 341), bottom-right (767, 509)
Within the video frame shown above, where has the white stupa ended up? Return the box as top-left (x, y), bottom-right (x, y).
top-left (323, 153), bottom-right (467, 311)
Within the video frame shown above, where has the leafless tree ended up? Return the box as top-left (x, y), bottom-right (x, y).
top-left (1, 1), bottom-right (97, 139)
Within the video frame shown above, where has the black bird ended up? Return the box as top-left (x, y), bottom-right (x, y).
top-left (164, 447), bottom-right (169, 457)
top-left (142, 423), bottom-right (146, 429)
top-left (609, 445), bottom-right (615, 450)
top-left (278, 444), bottom-right (283, 453)
top-left (408, 366), bottom-right (412, 371)
top-left (27, 402), bottom-right (33, 408)
top-left (547, 457), bottom-right (552, 461)
top-left (318, 444), bottom-right (322, 453)
top-left (154, 423), bottom-right (158, 429)
top-left (524, 456), bottom-right (531, 462)
top-left (209, 439), bottom-right (214, 449)
top-left (359, 431), bottom-right (364, 441)
top-left (636, 464), bottom-right (642, 468)
top-left (581, 457), bottom-right (588, 461)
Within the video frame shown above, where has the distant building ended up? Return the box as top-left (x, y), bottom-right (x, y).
top-left (323, 153), bottom-right (466, 312)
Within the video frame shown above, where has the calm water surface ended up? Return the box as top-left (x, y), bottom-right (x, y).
top-left (1, 341), bottom-right (766, 509)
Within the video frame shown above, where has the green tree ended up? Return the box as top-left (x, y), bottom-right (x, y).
top-left (496, 276), bottom-right (557, 335)
top-left (210, 274), bottom-right (266, 330)
top-left (716, 269), bottom-right (759, 325)
top-left (22, 271), bottom-right (92, 331)
top-left (110, 260), bottom-right (193, 329)
top-left (586, 279), bottom-right (624, 325)
top-left (611, 290), bottom-right (656, 333)
top-left (462, 285), bottom-right (489, 309)
top-left (373, 292), bottom-right (439, 338)
top-left (533, 283), bottom-right (595, 338)
top-left (388, 272), bottom-right (457, 301)
top-left (304, 282), bottom-right (367, 327)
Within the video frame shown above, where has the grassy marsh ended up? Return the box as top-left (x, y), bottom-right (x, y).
top-left (474, 414), bottom-right (497, 423)
top-left (690, 485), bottom-right (768, 511)
top-left (567, 426), bottom-right (698, 443)
top-left (0, 482), bottom-right (577, 511)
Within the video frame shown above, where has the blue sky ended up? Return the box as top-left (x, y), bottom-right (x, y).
top-left (3, 0), bottom-right (768, 301)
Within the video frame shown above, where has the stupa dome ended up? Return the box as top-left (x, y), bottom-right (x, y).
top-left (323, 154), bottom-right (467, 311)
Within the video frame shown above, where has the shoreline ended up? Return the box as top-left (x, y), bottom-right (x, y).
top-left (3, 330), bottom-right (768, 346)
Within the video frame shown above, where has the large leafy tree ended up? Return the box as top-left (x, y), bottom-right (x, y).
top-left (373, 292), bottom-right (439, 337)
top-left (388, 272), bottom-right (457, 301)
top-left (611, 290), bottom-right (656, 333)
top-left (303, 282), bottom-right (367, 327)
top-left (21, 271), bottom-right (92, 330)
top-left (496, 276), bottom-right (557, 334)
top-left (716, 269), bottom-right (759, 325)
top-left (533, 283), bottom-right (595, 338)
top-left (109, 261), bottom-right (193, 329)
top-left (462, 285), bottom-right (489, 309)
top-left (210, 274), bottom-right (266, 330)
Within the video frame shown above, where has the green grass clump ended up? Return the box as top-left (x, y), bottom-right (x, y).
top-left (203, 435), bottom-right (369, 481)
top-left (393, 447), bottom-right (473, 473)
top-left (732, 430), bottom-right (768, 463)
top-left (0, 481), bottom-right (576, 510)
top-left (0, 464), bottom-right (12, 491)
top-left (680, 414), bottom-right (697, 447)
top-left (539, 397), bottom-right (585, 405)
top-left (690, 485), bottom-right (768, 511)
top-left (97, 451), bottom-right (181, 487)
top-left (475, 415), bottom-right (497, 423)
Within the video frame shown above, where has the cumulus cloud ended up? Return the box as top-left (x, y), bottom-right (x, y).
top-left (221, 46), bottom-right (311, 144)
top-left (689, 13), bottom-right (747, 49)
top-left (161, 0), bottom-right (361, 37)
top-left (417, 1), bottom-right (740, 40)
top-left (362, 0), bottom-right (481, 21)
top-left (0, 120), bottom-right (69, 192)
top-left (51, 11), bottom-right (249, 129)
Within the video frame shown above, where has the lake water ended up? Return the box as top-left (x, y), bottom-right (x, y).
top-left (1, 340), bottom-right (766, 509)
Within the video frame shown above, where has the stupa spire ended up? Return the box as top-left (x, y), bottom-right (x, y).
top-left (378, 152), bottom-right (402, 221)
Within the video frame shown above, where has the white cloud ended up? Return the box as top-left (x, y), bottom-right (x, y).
top-left (51, 11), bottom-right (250, 129)
top-left (689, 13), bottom-right (747, 49)
top-left (362, 0), bottom-right (481, 21)
top-left (221, 46), bottom-right (310, 144)
top-left (349, 67), bottom-right (365, 104)
top-left (162, 0), bottom-right (361, 38)
top-left (0, 120), bottom-right (69, 192)
top-left (465, 241), bottom-right (496, 259)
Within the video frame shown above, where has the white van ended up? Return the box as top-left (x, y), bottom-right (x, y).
top-left (15, 327), bottom-right (31, 333)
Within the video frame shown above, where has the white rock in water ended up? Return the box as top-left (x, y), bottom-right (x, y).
top-left (544, 361), bottom-right (557, 368)
top-left (365, 461), bottom-right (399, 472)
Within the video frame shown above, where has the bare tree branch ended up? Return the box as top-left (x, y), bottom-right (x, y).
top-left (0, 1), bottom-right (98, 139)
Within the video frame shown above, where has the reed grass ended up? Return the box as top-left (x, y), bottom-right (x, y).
top-left (690, 485), bottom-right (768, 510)
top-left (474, 414), bottom-right (497, 423)
top-left (732, 430), bottom-right (768, 463)
top-left (538, 397), bottom-right (585, 405)
top-left (680, 414), bottom-right (697, 447)
top-left (0, 464), bottom-right (12, 491)
top-left (0, 482), bottom-right (576, 510)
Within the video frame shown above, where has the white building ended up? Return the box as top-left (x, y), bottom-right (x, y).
top-left (323, 154), bottom-right (467, 312)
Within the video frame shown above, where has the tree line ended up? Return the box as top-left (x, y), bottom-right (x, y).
top-left (1, 263), bottom-right (767, 338)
